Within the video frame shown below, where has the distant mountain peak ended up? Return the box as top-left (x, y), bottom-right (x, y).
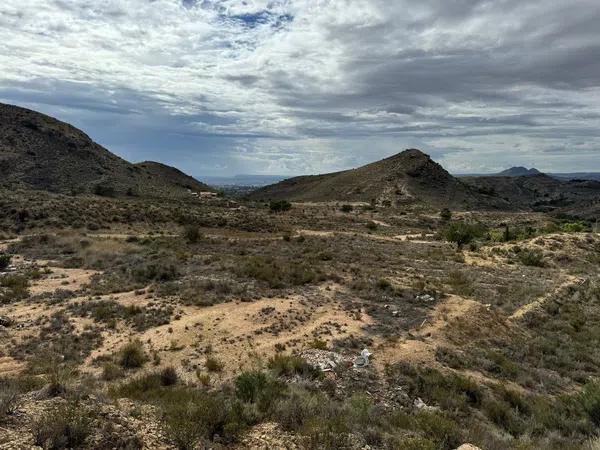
top-left (498, 166), bottom-right (542, 177)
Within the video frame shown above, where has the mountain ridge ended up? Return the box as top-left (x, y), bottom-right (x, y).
top-left (248, 149), bottom-right (505, 209)
top-left (0, 102), bottom-right (211, 198)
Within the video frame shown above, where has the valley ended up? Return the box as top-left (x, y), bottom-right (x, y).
top-left (1, 104), bottom-right (599, 450)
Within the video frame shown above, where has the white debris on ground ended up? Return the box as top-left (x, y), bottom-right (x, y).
top-left (415, 293), bottom-right (436, 302)
top-left (301, 349), bottom-right (347, 372)
top-left (413, 397), bottom-right (440, 412)
top-left (302, 348), bottom-right (377, 372)
top-left (353, 349), bottom-right (372, 369)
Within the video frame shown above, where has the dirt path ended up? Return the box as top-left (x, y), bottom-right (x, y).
top-left (29, 267), bottom-right (98, 295)
top-left (373, 295), bottom-right (481, 370)
top-left (296, 229), bottom-right (438, 244)
top-left (510, 275), bottom-right (582, 320)
top-left (84, 283), bottom-right (372, 379)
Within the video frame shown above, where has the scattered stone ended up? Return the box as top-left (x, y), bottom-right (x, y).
top-left (414, 397), bottom-right (439, 412)
top-left (455, 445), bottom-right (482, 450)
top-left (416, 294), bottom-right (435, 302)
top-left (301, 349), bottom-right (345, 372)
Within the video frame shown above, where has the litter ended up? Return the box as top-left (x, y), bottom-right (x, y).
top-left (416, 294), bottom-right (435, 302)
top-left (353, 348), bottom-right (372, 368)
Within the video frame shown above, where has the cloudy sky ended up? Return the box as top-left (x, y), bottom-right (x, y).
top-left (1, 0), bottom-right (599, 176)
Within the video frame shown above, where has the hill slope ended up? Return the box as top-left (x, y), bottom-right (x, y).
top-left (249, 149), bottom-right (503, 209)
top-left (0, 103), bottom-right (210, 197)
top-left (498, 167), bottom-right (542, 177)
top-left (463, 174), bottom-right (600, 218)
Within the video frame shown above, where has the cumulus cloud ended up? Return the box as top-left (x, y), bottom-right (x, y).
top-left (0, 0), bottom-right (599, 175)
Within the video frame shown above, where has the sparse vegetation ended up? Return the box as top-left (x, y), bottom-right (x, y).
top-left (205, 357), bottom-right (224, 372)
top-left (2, 136), bottom-right (600, 449)
top-left (517, 248), bottom-right (545, 267)
top-left (183, 224), bottom-right (202, 244)
top-left (440, 208), bottom-right (452, 221)
top-left (443, 221), bottom-right (486, 249)
top-left (269, 199), bottom-right (292, 212)
top-left (31, 402), bottom-right (93, 449)
top-left (118, 340), bottom-right (148, 369)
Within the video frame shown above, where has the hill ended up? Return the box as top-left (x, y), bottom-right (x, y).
top-left (463, 174), bottom-right (600, 218)
top-left (248, 149), bottom-right (503, 209)
top-left (497, 166), bottom-right (542, 177)
top-left (0, 103), bottom-right (211, 198)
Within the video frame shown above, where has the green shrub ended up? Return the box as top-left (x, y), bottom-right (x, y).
top-left (31, 402), bottom-right (93, 449)
top-left (440, 208), bottom-right (452, 221)
top-left (446, 270), bottom-right (474, 296)
top-left (269, 200), bottom-right (292, 212)
top-left (235, 371), bottom-right (285, 413)
top-left (118, 340), bottom-right (148, 369)
top-left (518, 249), bottom-right (545, 267)
top-left (111, 373), bottom-right (164, 398)
top-left (309, 339), bottom-right (328, 350)
top-left (160, 366), bottom-right (179, 386)
top-left (443, 221), bottom-right (486, 249)
top-left (581, 380), bottom-right (600, 426)
top-left (340, 204), bottom-right (353, 213)
top-left (0, 274), bottom-right (29, 303)
top-left (205, 357), bottom-right (224, 372)
top-left (0, 380), bottom-right (19, 422)
top-left (157, 389), bottom-right (247, 449)
top-left (376, 278), bottom-right (392, 291)
top-left (483, 398), bottom-right (524, 436)
top-left (0, 254), bottom-right (11, 270)
top-left (365, 221), bottom-right (378, 231)
top-left (101, 363), bottom-right (124, 381)
top-left (183, 225), bottom-right (202, 244)
top-left (393, 437), bottom-right (437, 450)
top-left (561, 222), bottom-right (589, 233)
top-left (412, 411), bottom-right (462, 449)
top-left (238, 256), bottom-right (321, 289)
top-left (268, 354), bottom-right (320, 379)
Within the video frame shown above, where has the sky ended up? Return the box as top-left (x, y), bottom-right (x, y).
top-left (1, 0), bottom-right (599, 177)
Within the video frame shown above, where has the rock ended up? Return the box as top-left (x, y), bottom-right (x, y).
top-left (414, 397), bottom-right (440, 412)
top-left (416, 294), bottom-right (435, 302)
top-left (301, 349), bottom-right (345, 372)
top-left (455, 445), bottom-right (482, 450)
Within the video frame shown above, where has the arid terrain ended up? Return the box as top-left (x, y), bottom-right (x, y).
top-left (1, 104), bottom-right (600, 450)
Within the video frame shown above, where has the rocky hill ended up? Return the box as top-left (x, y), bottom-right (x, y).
top-left (0, 103), bottom-right (211, 198)
top-left (497, 166), bottom-right (542, 177)
top-left (249, 149), bottom-right (503, 209)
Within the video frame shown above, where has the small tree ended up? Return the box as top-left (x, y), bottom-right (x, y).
top-left (340, 204), bottom-right (353, 213)
top-left (269, 200), bottom-right (292, 213)
top-left (443, 222), bottom-right (485, 250)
